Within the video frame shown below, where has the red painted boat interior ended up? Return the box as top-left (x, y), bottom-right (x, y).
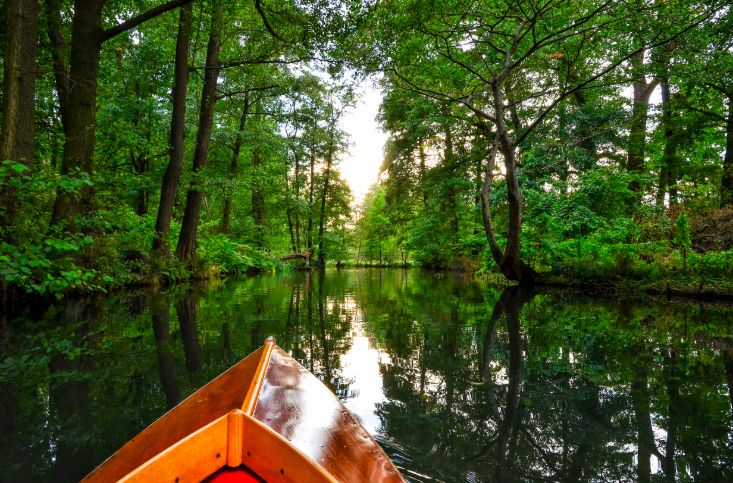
top-left (204, 466), bottom-right (264, 483)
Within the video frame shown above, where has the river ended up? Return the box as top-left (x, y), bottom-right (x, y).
top-left (1, 269), bottom-right (732, 481)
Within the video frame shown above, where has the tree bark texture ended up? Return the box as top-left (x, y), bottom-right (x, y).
top-left (132, 153), bottom-right (150, 215)
top-left (153, 3), bottom-right (192, 256)
top-left (46, 0), bottom-right (69, 126)
top-left (50, 0), bottom-right (106, 227)
top-left (0, 0), bottom-right (38, 233)
top-left (285, 175), bottom-right (298, 254)
top-left (175, 1), bottom-right (223, 262)
top-left (494, 81), bottom-right (526, 282)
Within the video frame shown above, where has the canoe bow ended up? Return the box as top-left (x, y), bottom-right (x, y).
top-left (83, 337), bottom-right (404, 482)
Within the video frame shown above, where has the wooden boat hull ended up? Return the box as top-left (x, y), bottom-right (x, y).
top-left (84, 338), bottom-right (404, 482)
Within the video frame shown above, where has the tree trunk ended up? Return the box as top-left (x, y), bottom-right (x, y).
top-left (51, 0), bottom-right (195, 229)
top-left (480, 130), bottom-right (505, 266)
top-left (316, 122), bottom-right (335, 268)
top-left (284, 134), bottom-right (298, 254)
top-left (132, 153), bottom-right (150, 215)
top-left (46, 0), bottom-right (69, 126)
top-left (307, 149), bottom-right (315, 255)
top-left (129, 81), bottom-right (153, 216)
top-left (499, 139), bottom-right (525, 281)
top-left (473, 132), bottom-right (484, 209)
top-left (478, 86), bottom-right (536, 285)
top-left (721, 96), bottom-right (733, 207)
top-left (285, 175), bottom-right (298, 253)
top-left (50, 0), bottom-right (106, 227)
top-left (252, 146), bottom-right (265, 248)
top-left (656, 80), bottom-right (679, 207)
top-left (220, 91), bottom-right (249, 233)
top-left (443, 121), bottom-right (459, 235)
top-left (153, 3), bottom-right (192, 256)
top-left (418, 138), bottom-right (428, 208)
top-left (0, 0), bottom-right (38, 234)
top-left (251, 105), bottom-right (265, 248)
top-left (495, 81), bottom-right (526, 282)
top-left (294, 147), bottom-right (302, 252)
top-left (175, 1), bottom-right (223, 262)
top-left (627, 51), bottom-right (656, 192)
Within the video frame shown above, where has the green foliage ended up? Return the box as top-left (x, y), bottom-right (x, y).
top-left (198, 235), bottom-right (279, 274)
top-left (674, 214), bottom-right (692, 271)
top-left (674, 214), bottom-right (691, 249)
top-left (2, 0), bottom-right (732, 296)
top-left (0, 235), bottom-right (107, 297)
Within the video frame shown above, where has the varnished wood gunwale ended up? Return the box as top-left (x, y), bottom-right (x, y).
top-left (253, 347), bottom-right (404, 483)
top-left (241, 336), bottom-right (275, 415)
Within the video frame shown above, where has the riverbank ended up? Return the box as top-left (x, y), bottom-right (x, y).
top-left (4, 230), bottom-right (733, 312)
top-left (0, 227), bottom-right (286, 313)
top-left (531, 241), bottom-right (733, 299)
top-left (536, 273), bottom-right (733, 300)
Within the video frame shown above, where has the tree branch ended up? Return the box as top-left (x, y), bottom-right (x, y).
top-left (255, 0), bottom-right (283, 41)
top-left (217, 84), bottom-right (280, 98)
top-left (390, 68), bottom-right (497, 123)
top-left (101, 0), bottom-right (195, 42)
top-left (515, 7), bottom-right (720, 146)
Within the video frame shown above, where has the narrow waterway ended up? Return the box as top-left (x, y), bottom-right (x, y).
top-left (1, 269), bottom-right (732, 481)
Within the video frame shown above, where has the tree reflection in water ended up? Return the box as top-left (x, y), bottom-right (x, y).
top-left (1, 270), bottom-right (732, 482)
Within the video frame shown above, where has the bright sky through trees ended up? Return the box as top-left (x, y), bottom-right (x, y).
top-left (339, 81), bottom-right (386, 201)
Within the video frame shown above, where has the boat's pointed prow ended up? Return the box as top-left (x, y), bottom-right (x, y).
top-left (84, 338), bottom-right (404, 482)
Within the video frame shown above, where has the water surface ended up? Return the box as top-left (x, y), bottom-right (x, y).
top-left (1, 269), bottom-right (732, 481)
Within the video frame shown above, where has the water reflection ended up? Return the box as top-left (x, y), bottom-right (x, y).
top-left (1, 270), bottom-right (732, 482)
top-left (151, 294), bottom-right (180, 408)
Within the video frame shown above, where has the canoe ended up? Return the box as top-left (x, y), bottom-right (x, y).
top-left (83, 337), bottom-right (404, 482)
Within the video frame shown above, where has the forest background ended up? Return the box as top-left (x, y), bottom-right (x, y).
top-left (1, 0), bottom-right (733, 306)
